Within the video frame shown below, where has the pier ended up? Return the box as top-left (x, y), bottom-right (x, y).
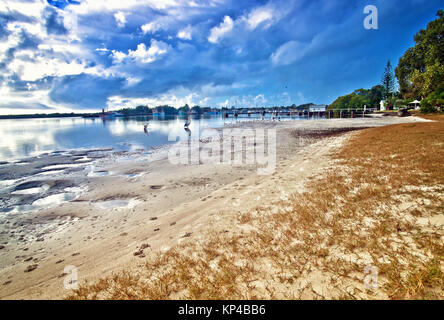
top-left (221, 108), bottom-right (377, 119)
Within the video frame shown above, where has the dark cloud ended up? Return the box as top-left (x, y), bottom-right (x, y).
top-left (44, 6), bottom-right (68, 35)
top-left (49, 74), bottom-right (126, 109)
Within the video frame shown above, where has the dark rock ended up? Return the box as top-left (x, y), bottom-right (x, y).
top-left (397, 108), bottom-right (409, 117)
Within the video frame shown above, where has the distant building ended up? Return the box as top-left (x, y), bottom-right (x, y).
top-left (380, 100), bottom-right (386, 111)
top-left (309, 105), bottom-right (326, 112)
top-left (153, 108), bottom-right (165, 118)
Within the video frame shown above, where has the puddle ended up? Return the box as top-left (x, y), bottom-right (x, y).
top-left (37, 170), bottom-right (65, 176)
top-left (85, 164), bottom-right (110, 177)
top-left (125, 172), bottom-right (146, 180)
top-left (87, 170), bottom-right (109, 177)
top-left (64, 186), bottom-right (86, 194)
top-left (0, 179), bottom-right (17, 188)
top-left (32, 192), bottom-right (78, 206)
top-left (13, 161), bottom-right (30, 165)
top-left (74, 156), bottom-right (90, 162)
top-left (94, 199), bottom-right (140, 210)
top-left (5, 186), bottom-right (86, 213)
top-left (11, 185), bottom-right (50, 195)
top-left (41, 163), bottom-right (86, 170)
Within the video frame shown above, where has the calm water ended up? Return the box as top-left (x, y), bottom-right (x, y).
top-left (0, 114), bottom-right (301, 162)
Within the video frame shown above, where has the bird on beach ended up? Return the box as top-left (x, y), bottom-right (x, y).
top-left (184, 115), bottom-right (191, 128)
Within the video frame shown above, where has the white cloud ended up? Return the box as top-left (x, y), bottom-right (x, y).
top-left (111, 40), bottom-right (169, 64)
top-left (271, 40), bottom-right (309, 66)
top-left (207, 4), bottom-right (287, 45)
top-left (177, 26), bottom-right (192, 40)
top-left (245, 6), bottom-right (274, 30)
top-left (8, 54), bottom-right (108, 81)
top-left (0, 1), bottom-right (44, 19)
top-left (125, 76), bottom-right (142, 87)
top-left (107, 91), bottom-right (201, 109)
top-left (141, 22), bottom-right (157, 34)
top-left (72, 0), bottom-right (180, 15)
top-left (0, 86), bottom-right (69, 114)
top-left (9, 56), bottom-right (82, 81)
top-left (208, 15), bottom-right (233, 43)
top-left (114, 11), bottom-right (127, 28)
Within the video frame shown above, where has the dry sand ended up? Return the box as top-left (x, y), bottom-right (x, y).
top-left (0, 114), bottom-right (430, 299)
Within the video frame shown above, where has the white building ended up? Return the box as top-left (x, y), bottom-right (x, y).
top-left (380, 100), bottom-right (386, 111)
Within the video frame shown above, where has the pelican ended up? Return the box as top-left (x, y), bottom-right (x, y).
top-left (184, 115), bottom-right (191, 128)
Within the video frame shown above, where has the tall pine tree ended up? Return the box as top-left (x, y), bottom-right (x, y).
top-left (381, 60), bottom-right (395, 100)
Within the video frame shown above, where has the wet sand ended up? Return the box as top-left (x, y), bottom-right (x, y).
top-left (0, 115), bottom-right (430, 299)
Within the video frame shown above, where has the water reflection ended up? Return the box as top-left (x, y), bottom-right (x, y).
top-left (0, 115), bottom-right (228, 161)
top-left (0, 113), bottom-right (305, 161)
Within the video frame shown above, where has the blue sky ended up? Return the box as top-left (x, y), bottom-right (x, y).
top-left (0, 0), bottom-right (442, 114)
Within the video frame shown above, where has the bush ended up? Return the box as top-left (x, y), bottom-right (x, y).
top-left (420, 89), bottom-right (444, 113)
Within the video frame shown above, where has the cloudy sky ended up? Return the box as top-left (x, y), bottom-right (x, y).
top-left (0, 0), bottom-right (441, 114)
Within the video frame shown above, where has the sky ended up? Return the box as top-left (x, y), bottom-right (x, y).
top-left (0, 0), bottom-right (442, 114)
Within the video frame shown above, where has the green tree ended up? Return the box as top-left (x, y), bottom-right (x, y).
top-left (178, 104), bottom-right (190, 112)
top-left (395, 10), bottom-right (444, 111)
top-left (328, 85), bottom-right (383, 110)
top-left (368, 84), bottom-right (384, 106)
top-left (381, 60), bottom-right (395, 100)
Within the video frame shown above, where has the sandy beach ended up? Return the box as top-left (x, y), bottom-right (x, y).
top-left (0, 115), bottom-right (435, 299)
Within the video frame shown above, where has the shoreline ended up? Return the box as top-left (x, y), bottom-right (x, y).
top-left (0, 115), bottom-right (432, 299)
